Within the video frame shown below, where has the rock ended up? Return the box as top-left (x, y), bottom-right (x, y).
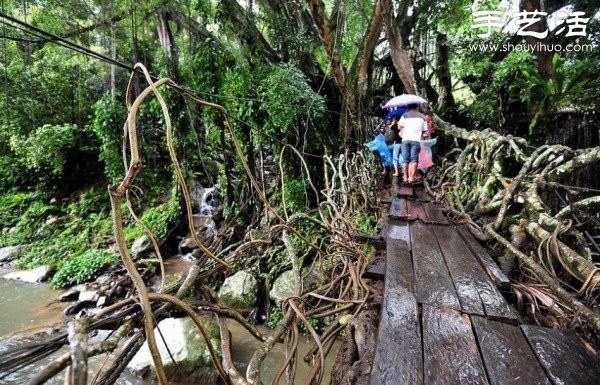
top-left (59, 289), bottom-right (80, 302)
top-left (270, 257), bottom-right (336, 304)
top-left (3, 265), bottom-right (53, 283)
top-left (128, 317), bottom-right (221, 381)
top-left (179, 218), bottom-right (218, 254)
top-left (191, 214), bottom-right (212, 230)
top-left (0, 245), bottom-right (29, 262)
top-left (131, 235), bottom-right (152, 259)
top-left (218, 271), bottom-right (258, 311)
top-left (64, 301), bottom-right (94, 316)
top-left (179, 236), bottom-right (198, 253)
top-left (270, 270), bottom-right (297, 304)
top-left (78, 290), bottom-right (100, 302)
top-left (96, 274), bottom-right (112, 287)
top-left (96, 296), bottom-right (111, 307)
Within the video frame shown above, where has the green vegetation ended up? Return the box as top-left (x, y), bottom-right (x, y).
top-left (0, 0), bottom-right (597, 290)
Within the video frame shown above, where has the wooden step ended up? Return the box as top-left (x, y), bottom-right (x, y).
top-left (521, 325), bottom-right (600, 385)
top-left (433, 226), bottom-right (517, 322)
top-left (422, 305), bottom-right (488, 385)
top-left (371, 287), bottom-right (422, 385)
top-left (457, 226), bottom-right (511, 291)
top-left (471, 316), bottom-right (550, 385)
top-left (411, 222), bottom-right (461, 310)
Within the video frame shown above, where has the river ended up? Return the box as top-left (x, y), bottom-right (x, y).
top-left (0, 264), bottom-right (339, 384)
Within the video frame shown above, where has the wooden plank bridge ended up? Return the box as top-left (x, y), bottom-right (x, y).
top-left (369, 182), bottom-right (600, 385)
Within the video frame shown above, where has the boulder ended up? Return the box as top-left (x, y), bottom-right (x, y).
top-left (270, 257), bottom-right (337, 304)
top-left (59, 289), bottom-right (80, 302)
top-left (218, 271), bottom-right (258, 311)
top-left (131, 235), bottom-right (152, 259)
top-left (78, 290), bottom-right (100, 302)
top-left (3, 265), bottom-right (53, 283)
top-left (128, 317), bottom-right (221, 381)
top-left (179, 218), bottom-right (218, 254)
top-left (0, 245), bottom-right (29, 262)
top-left (269, 270), bottom-right (297, 304)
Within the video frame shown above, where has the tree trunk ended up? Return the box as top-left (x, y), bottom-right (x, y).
top-left (436, 33), bottom-right (454, 112)
top-left (357, 0), bottom-right (383, 98)
top-left (520, 0), bottom-right (554, 79)
top-left (156, 8), bottom-right (181, 82)
top-left (380, 0), bottom-right (416, 94)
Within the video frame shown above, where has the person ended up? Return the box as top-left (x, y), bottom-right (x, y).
top-left (398, 103), bottom-right (428, 184)
top-left (390, 116), bottom-right (403, 176)
top-left (381, 116), bottom-right (399, 175)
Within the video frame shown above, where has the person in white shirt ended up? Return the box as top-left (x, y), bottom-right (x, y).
top-left (398, 104), bottom-right (428, 184)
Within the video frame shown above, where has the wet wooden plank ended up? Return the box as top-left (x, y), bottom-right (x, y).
top-left (422, 305), bottom-right (488, 385)
top-left (386, 228), bottom-right (415, 292)
top-left (433, 226), bottom-right (517, 321)
top-left (351, 233), bottom-right (386, 250)
top-left (457, 226), bottom-right (511, 290)
top-left (413, 186), bottom-right (430, 201)
top-left (471, 316), bottom-right (550, 385)
top-left (521, 325), bottom-right (600, 385)
top-left (385, 220), bottom-right (411, 251)
top-left (433, 225), bottom-right (485, 316)
top-left (407, 199), bottom-right (429, 222)
top-left (371, 287), bottom-right (422, 385)
top-left (398, 185), bottom-right (414, 198)
top-left (389, 197), bottom-right (403, 217)
top-left (363, 265), bottom-right (385, 279)
top-left (410, 222), bottom-right (461, 310)
top-left (422, 201), bottom-right (449, 224)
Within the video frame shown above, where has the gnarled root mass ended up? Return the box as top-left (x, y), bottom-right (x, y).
top-left (0, 64), bottom-right (382, 385)
top-left (427, 116), bottom-right (600, 340)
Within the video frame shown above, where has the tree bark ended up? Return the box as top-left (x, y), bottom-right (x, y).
top-left (436, 33), bottom-right (454, 111)
top-left (357, 0), bottom-right (383, 98)
top-left (520, 0), bottom-right (554, 79)
top-left (304, 0), bottom-right (355, 109)
top-left (380, 0), bottom-right (416, 94)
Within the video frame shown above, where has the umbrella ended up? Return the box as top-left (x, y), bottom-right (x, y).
top-left (384, 107), bottom-right (406, 122)
top-left (383, 94), bottom-right (428, 109)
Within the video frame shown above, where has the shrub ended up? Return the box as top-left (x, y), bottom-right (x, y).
top-left (51, 248), bottom-right (118, 288)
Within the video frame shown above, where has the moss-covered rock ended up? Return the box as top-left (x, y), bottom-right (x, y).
top-left (128, 316), bottom-right (221, 381)
top-left (218, 270), bottom-right (258, 311)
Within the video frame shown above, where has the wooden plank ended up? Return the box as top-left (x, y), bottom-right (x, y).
top-left (413, 187), bottom-right (431, 201)
top-left (385, 220), bottom-right (411, 251)
top-left (422, 305), bottom-right (489, 385)
top-left (389, 197), bottom-right (403, 217)
top-left (398, 185), bottom-right (414, 198)
top-left (432, 225), bottom-right (485, 316)
top-left (386, 230), bottom-right (415, 292)
top-left (363, 265), bottom-right (385, 279)
top-left (434, 226), bottom-right (517, 322)
top-left (351, 233), bottom-right (386, 250)
top-left (410, 222), bottom-right (461, 310)
top-left (407, 200), bottom-right (429, 222)
top-left (371, 287), bottom-right (422, 385)
top-left (457, 226), bottom-right (511, 290)
top-left (422, 201), bottom-right (449, 224)
top-left (521, 325), bottom-right (600, 385)
top-left (471, 316), bottom-right (550, 385)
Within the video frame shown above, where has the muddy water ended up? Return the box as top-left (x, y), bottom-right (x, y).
top-left (0, 272), bottom-right (64, 336)
top-left (0, 261), bottom-right (339, 384)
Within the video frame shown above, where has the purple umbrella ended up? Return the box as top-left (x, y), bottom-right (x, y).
top-left (383, 94), bottom-right (428, 109)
